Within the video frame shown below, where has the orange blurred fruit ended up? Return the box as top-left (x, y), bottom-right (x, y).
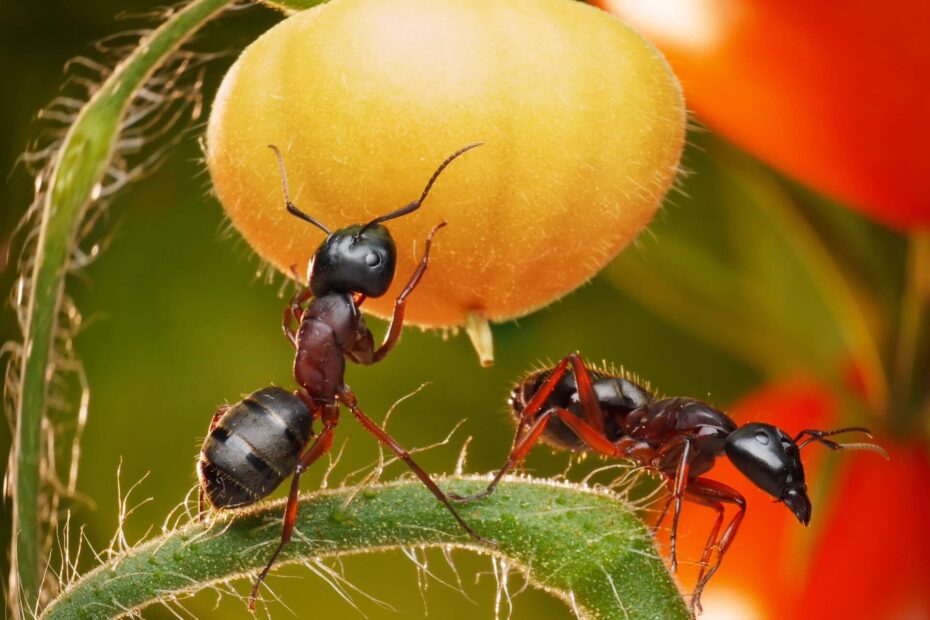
top-left (207, 0), bottom-right (685, 326)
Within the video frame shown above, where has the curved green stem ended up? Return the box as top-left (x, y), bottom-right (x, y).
top-left (42, 477), bottom-right (688, 620)
top-left (262, 0), bottom-right (325, 12)
top-left (11, 0), bottom-right (234, 613)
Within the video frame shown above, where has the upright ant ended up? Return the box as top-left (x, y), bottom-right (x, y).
top-left (453, 352), bottom-right (887, 613)
top-left (198, 143), bottom-right (487, 609)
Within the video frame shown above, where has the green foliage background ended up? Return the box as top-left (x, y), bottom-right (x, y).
top-left (0, 1), bottom-right (915, 618)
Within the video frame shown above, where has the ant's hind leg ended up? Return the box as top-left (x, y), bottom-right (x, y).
top-left (249, 424), bottom-right (335, 610)
top-left (450, 356), bottom-right (578, 503)
top-left (564, 353), bottom-right (609, 434)
top-left (337, 387), bottom-right (494, 546)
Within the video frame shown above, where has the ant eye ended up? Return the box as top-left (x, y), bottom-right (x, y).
top-left (754, 430), bottom-right (770, 445)
top-left (365, 252), bottom-right (381, 267)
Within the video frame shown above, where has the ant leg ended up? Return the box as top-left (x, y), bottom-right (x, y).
top-left (336, 388), bottom-right (494, 546)
top-left (198, 405), bottom-right (229, 520)
top-left (458, 408), bottom-right (558, 503)
top-left (283, 285), bottom-right (312, 347)
top-left (503, 352), bottom-right (609, 450)
top-left (684, 478), bottom-right (746, 614)
top-left (370, 222), bottom-right (447, 363)
top-left (682, 495), bottom-right (724, 614)
top-left (651, 495), bottom-right (674, 535)
top-left (451, 357), bottom-right (577, 502)
top-left (551, 407), bottom-right (625, 456)
top-left (283, 308), bottom-right (298, 347)
top-left (565, 353), bottom-right (608, 434)
top-left (667, 439), bottom-right (693, 573)
top-left (551, 408), bottom-right (688, 539)
top-left (249, 424), bottom-right (336, 610)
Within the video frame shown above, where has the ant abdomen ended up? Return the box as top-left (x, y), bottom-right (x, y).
top-left (199, 387), bottom-right (312, 509)
top-left (508, 366), bottom-right (654, 451)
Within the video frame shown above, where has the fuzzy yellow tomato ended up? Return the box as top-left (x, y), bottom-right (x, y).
top-left (207, 0), bottom-right (685, 327)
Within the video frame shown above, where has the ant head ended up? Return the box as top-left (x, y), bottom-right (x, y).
top-left (269, 142), bottom-right (483, 296)
top-left (725, 423), bottom-right (811, 525)
top-left (309, 224), bottom-right (397, 297)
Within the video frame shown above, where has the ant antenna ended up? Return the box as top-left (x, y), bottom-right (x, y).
top-left (357, 142), bottom-right (483, 236)
top-left (795, 426), bottom-right (890, 459)
top-left (268, 144), bottom-right (331, 235)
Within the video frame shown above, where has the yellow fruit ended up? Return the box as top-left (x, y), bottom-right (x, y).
top-left (207, 0), bottom-right (685, 327)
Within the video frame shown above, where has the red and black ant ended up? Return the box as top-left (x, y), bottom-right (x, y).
top-left (198, 143), bottom-right (487, 609)
top-left (452, 352), bottom-right (888, 613)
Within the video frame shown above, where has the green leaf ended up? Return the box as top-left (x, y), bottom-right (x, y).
top-left (42, 478), bottom-right (688, 620)
top-left (605, 136), bottom-right (886, 411)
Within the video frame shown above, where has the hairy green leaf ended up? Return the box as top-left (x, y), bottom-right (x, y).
top-left (43, 478), bottom-right (688, 620)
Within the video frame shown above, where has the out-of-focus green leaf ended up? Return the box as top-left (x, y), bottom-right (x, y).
top-left (605, 135), bottom-right (886, 414)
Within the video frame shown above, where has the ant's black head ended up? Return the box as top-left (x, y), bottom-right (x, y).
top-left (726, 423), bottom-right (887, 527)
top-left (268, 142), bottom-right (482, 297)
top-left (309, 224), bottom-right (396, 297)
top-left (725, 423), bottom-right (811, 525)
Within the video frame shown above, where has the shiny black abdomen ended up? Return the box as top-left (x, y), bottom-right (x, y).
top-left (509, 368), bottom-right (655, 452)
top-left (509, 368), bottom-right (736, 478)
top-left (200, 387), bottom-right (313, 508)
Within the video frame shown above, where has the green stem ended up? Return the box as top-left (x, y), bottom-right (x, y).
top-left (11, 0), bottom-right (234, 613)
top-left (41, 478), bottom-right (688, 620)
top-left (262, 0), bottom-right (324, 12)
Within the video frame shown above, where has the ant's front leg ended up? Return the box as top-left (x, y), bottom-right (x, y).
top-left (370, 221), bottom-right (447, 363)
top-left (664, 438), bottom-right (693, 573)
top-left (283, 274), bottom-right (312, 347)
top-left (685, 478), bottom-right (746, 614)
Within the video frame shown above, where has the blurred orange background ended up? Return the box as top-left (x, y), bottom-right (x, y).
top-left (0, 1), bottom-right (927, 618)
top-left (598, 2), bottom-right (930, 618)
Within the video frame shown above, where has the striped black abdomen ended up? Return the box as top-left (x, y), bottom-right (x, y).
top-left (200, 387), bottom-right (312, 509)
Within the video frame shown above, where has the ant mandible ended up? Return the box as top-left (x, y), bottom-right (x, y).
top-left (452, 352), bottom-right (888, 614)
top-left (198, 143), bottom-right (487, 609)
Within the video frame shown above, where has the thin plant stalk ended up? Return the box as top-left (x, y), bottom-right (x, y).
top-left (10, 0), bottom-right (236, 613)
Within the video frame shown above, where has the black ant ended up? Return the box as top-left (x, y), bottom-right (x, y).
top-left (198, 143), bottom-right (487, 609)
top-left (452, 352), bottom-right (888, 614)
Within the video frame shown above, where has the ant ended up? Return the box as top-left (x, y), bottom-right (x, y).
top-left (198, 143), bottom-right (487, 609)
top-left (452, 352), bottom-right (888, 614)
